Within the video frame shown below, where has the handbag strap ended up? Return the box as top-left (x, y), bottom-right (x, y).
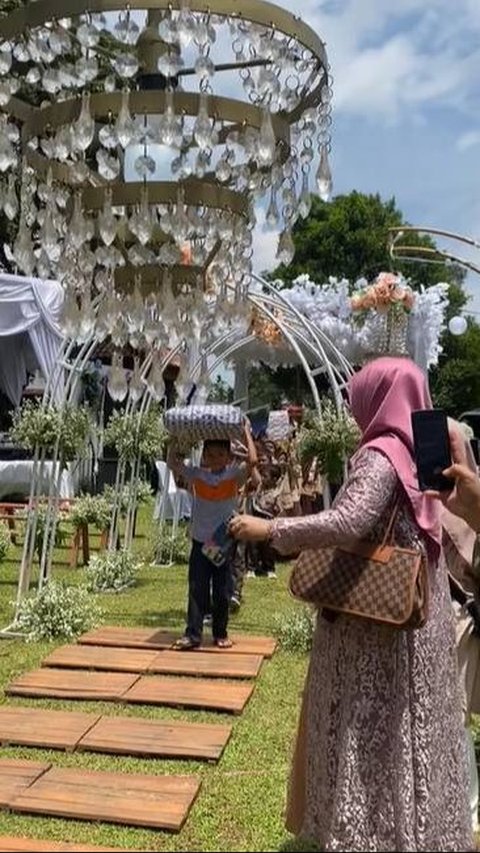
top-left (380, 495), bottom-right (402, 548)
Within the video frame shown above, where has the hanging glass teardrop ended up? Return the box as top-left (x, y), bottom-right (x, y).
top-left (146, 351), bottom-right (166, 401)
top-left (108, 352), bottom-right (128, 402)
top-left (98, 190), bottom-right (118, 246)
top-left (72, 93), bottom-right (95, 152)
top-left (60, 289), bottom-right (81, 338)
top-left (13, 217), bottom-right (35, 275)
top-left (193, 94), bottom-right (214, 150)
top-left (257, 109), bottom-right (276, 167)
top-left (129, 357), bottom-right (144, 402)
top-left (298, 174), bottom-right (312, 218)
top-left (265, 190), bottom-right (279, 229)
top-left (316, 144), bottom-right (332, 202)
top-left (78, 287), bottom-right (96, 341)
top-left (276, 228), bottom-right (295, 265)
top-left (3, 174), bottom-right (17, 221)
top-left (115, 90), bottom-right (135, 148)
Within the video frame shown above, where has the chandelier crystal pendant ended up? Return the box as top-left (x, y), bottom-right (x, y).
top-left (0, 0), bottom-right (332, 351)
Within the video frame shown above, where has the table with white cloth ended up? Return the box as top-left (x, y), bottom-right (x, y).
top-left (0, 459), bottom-right (76, 500)
top-left (153, 460), bottom-right (192, 522)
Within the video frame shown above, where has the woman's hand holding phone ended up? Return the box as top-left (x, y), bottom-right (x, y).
top-left (427, 427), bottom-right (480, 532)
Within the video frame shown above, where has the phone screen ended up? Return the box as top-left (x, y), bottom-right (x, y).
top-left (411, 409), bottom-right (452, 492)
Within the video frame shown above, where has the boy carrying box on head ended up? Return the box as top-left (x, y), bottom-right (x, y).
top-left (168, 421), bottom-right (258, 650)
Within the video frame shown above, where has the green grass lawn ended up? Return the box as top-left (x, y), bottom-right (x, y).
top-left (0, 509), bottom-right (309, 852)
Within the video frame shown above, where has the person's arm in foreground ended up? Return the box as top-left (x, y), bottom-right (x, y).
top-left (428, 428), bottom-right (480, 533)
top-left (230, 450), bottom-right (397, 555)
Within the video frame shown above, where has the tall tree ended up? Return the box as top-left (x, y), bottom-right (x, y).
top-left (274, 191), bottom-right (465, 292)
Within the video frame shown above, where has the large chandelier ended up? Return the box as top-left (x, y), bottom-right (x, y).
top-left (0, 0), bottom-right (331, 350)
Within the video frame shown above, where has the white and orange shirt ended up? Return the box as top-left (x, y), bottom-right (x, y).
top-left (171, 460), bottom-right (246, 542)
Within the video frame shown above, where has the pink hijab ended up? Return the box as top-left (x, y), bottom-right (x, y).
top-left (348, 356), bottom-right (442, 560)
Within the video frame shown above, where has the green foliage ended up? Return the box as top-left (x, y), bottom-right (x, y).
top-left (102, 480), bottom-right (153, 517)
top-left (104, 407), bottom-right (166, 463)
top-left (151, 522), bottom-right (191, 565)
top-left (248, 364), bottom-right (315, 410)
top-left (14, 579), bottom-right (102, 641)
top-left (85, 550), bottom-right (141, 593)
top-left (274, 606), bottom-right (316, 653)
top-left (208, 375), bottom-right (234, 403)
top-left (298, 402), bottom-right (361, 483)
top-left (70, 494), bottom-right (111, 532)
top-left (14, 504), bottom-right (67, 561)
top-left (10, 401), bottom-right (90, 463)
top-left (274, 192), bottom-right (465, 289)
top-left (429, 319), bottom-right (480, 415)
top-left (0, 520), bottom-right (10, 563)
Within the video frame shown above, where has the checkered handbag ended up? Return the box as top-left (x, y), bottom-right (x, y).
top-left (289, 501), bottom-right (429, 629)
top-left (164, 404), bottom-right (245, 443)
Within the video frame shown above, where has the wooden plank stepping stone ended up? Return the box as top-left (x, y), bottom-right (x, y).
top-left (6, 669), bottom-right (139, 702)
top-left (78, 715), bottom-right (232, 761)
top-left (79, 626), bottom-right (277, 658)
top-left (44, 644), bottom-right (263, 679)
top-left (0, 759), bottom-right (50, 808)
top-left (124, 674), bottom-right (254, 714)
top-left (148, 649), bottom-right (263, 679)
top-left (10, 766), bottom-right (201, 832)
top-left (0, 707), bottom-right (100, 751)
top-left (0, 837), bottom-right (129, 852)
top-left (43, 645), bottom-right (159, 674)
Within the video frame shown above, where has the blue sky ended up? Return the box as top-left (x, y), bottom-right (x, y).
top-left (252, 0), bottom-right (480, 312)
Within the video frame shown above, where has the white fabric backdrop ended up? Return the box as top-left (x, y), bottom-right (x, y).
top-left (0, 273), bottom-right (64, 405)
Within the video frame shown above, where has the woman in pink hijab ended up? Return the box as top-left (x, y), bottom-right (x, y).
top-left (231, 357), bottom-right (472, 852)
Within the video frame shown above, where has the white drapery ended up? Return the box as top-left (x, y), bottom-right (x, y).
top-left (0, 273), bottom-right (64, 405)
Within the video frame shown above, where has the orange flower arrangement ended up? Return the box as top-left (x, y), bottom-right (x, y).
top-left (250, 308), bottom-right (283, 345)
top-left (350, 272), bottom-right (415, 314)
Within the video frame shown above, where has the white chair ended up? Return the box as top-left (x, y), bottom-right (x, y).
top-left (153, 460), bottom-right (192, 523)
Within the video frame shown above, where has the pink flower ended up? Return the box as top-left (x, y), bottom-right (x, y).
top-left (376, 272), bottom-right (398, 289)
top-left (373, 281), bottom-right (393, 304)
top-left (350, 295), bottom-right (363, 310)
top-left (362, 291), bottom-right (377, 310)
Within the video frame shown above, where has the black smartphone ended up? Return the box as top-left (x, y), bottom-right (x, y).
top-left (411, 409), bottom-right (452, 492)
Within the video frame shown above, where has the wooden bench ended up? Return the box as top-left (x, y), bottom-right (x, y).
top-left (0, 502), bottom-right (28, 545)
top-left (0, 501), bottom-right (112, 568)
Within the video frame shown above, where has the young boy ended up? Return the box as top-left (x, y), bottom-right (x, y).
top-left (168, 423), bottom-right (257, 650)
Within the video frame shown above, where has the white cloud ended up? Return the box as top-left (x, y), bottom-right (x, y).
top-left (296, 0), bottom-right (480, 122)
top-left (457, 131), bottom-right (480, 152)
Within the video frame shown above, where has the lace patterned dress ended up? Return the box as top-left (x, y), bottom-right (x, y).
top-left (271, 449), bottom-right (473, 852)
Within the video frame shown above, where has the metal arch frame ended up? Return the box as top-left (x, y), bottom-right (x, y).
top-left (388, 226), bottom-right (480, 278)
top-left (3, 275), bottom-right (353, 632)
top-left (153, 281), bottom-right (353, 563)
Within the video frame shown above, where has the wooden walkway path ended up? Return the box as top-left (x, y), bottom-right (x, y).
top-left (0, 706), bottom-right (232, 760)
top-left (43, 643), bottom-right (264, 679)
top-left (0, 759), bottom-right (200, 831)
top-left (2, 626), bottom-right (276, 842)
top-left (7, 668), bottom-right (255, 713)
top-left (79, 626), bottom-right (277, 657)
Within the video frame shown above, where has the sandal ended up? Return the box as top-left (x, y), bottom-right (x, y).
top-left (214, 638), bottom-right (233, 649)
top-left (172, 636), bottom-right (200, 651)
